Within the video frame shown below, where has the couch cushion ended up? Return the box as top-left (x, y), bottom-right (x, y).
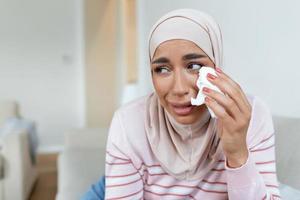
top-left (57, 147), bottom-right (105, 200)
top-left (273, 116), bottom-right (300, 190)
top-left (0, 101), bottom-right (19, 127)
top-left (64, 128), bottom-right (108, 149)
top-left (279, 182), bottom-right (300, 200)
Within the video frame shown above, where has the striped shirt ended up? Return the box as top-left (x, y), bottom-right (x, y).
top-left (105, 94), bottom-right (281, 199)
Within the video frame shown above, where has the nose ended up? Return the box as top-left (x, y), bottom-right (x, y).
top-left (172, 70), bottom-right (189, 97)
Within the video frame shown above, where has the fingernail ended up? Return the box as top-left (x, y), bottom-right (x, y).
top-left (205, 97), bottom-right (210, 103)
top-left (216, 67), bottom-right (222, 73)
top-left (202, 87), bottom-right (210, 93)
top-left (207, 73), bottom-right (216, 80)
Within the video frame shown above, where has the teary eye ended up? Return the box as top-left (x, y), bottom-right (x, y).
top-left (154, 66), bottom-right (170, 74)
top-left (187, 63), bottom-right (202, 71)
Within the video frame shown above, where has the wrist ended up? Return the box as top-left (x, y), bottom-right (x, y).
top-left (226, 149), bottom-right (249, 168)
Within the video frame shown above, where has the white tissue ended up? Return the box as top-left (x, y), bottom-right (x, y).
top-left (191, 66), bottom-right (222, 118)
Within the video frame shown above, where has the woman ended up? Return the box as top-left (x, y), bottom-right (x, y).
top-left (85, 9), bottom-right (281, 199)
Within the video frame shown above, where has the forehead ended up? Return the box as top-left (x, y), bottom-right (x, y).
top-left (152, 39), bottom-right (205, 59)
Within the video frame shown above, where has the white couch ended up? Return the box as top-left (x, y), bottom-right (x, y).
top-left (56, 128), bottom-right (108, 200)
top-left (0, 101), bottom-right (38, 200)
top-left (56, 116), bottom-right (300, 200)
top-left (273, 116), bottom-right (300, 190)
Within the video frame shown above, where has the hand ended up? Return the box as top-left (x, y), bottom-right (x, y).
top-left (203, 67), bottom-right (252, 168)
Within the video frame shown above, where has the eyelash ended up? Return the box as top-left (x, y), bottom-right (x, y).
top-left (153, 63), bottom-right (203, 74)
top-left (153, 66), bottom-right (169, 74)
top-left (187, 63), bottom-right (203, 71)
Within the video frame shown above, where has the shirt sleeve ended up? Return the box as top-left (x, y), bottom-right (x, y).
top-left (225, 97), bottom-right (281, 200)
top-left (81, 176), bottom-right (105, 200)
top-left (105, 111), bottom-right (144, 200)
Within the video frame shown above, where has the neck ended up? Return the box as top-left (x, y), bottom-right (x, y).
top-left (165, 106), bottom-right (211, 140)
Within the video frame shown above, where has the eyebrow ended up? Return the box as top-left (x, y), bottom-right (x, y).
top-left (151, 57), bottom-right (170, 64)
top-left (183, 53), bottom-right (207, 60)
top-left (151, 53), bottom-right (207, 64)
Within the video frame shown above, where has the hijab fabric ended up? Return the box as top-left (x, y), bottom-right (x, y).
top-left (145, 9), bottom-right (224, 181)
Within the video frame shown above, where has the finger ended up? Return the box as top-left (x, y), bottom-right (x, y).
top-left (207, 71), bottom-right (251, 115)
top-left (216, 67), bottom-right (251, 109)
top-left (203, 87), bottom-right (242, 120)
top-left (204, 96), bottom-right (234, 124)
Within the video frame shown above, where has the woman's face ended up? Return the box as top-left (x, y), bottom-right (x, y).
top-left (151, 39), bottom-right (215, 124)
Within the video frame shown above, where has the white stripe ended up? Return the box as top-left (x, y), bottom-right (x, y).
top-left (145, 178), bottom-right (227, 194)
top-left (138, 164), bottom-right (165, 175)
top-left (251, 135), bottom-right (275, 150)
top-left (106, 171), bottom-right (141, 186)
top-left (255, 162), bottom-right (276, 172)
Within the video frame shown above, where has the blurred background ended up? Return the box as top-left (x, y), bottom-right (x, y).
top-left (0, 0), bottom-right (300, 199)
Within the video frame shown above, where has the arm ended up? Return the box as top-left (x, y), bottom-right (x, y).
top-left (225, 132), bottom-right (280, 199)
top-left (105, 111), bottom-right (144, 200)
top-left (204, 67), bottom-right (280, 199)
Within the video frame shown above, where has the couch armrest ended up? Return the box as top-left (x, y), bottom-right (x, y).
top-left (64, 128), bottom-right (108, 149)
top-left (0, 130), bottom-right (37, 200)
top-left (273, 115), bottom-right (300, 190)
top-left (0, 154), bottom-right (3, 180)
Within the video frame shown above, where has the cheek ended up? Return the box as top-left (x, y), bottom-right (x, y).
top-left (186, 73), bottom-right (199, 91)
top-left (152, 76), bottom-right (172, 104)
top-left (152, 76), bottom-right (169, 94)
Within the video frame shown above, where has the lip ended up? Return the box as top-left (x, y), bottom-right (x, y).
top-left (169, 101), bottom-right (194, 116)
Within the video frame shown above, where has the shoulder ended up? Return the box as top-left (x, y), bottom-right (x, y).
top-left (246, 93), bottom-right (273, 132)
top-left (246, 94), bottom-right (270, 112)
top-left (245, 94), bottom-right (274, 147)
top-left (107, 94), bottom-right (154, 165)
top-left (109, 93), bottom-right (151, 143)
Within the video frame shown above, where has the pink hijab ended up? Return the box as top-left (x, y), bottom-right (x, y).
top-left (145, 9), bottom-right (224, 181)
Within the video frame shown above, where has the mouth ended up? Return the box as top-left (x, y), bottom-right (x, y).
top-left (169, 101), bottom-right (194, 116)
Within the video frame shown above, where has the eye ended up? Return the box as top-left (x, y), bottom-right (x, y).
top-left (187, 63), bottom-right (202, 71)
top-left (153, 66), bottom-right (170, 74)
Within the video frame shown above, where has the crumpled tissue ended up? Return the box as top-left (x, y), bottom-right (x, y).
top-left (191, 66), bottom-right (223, 118)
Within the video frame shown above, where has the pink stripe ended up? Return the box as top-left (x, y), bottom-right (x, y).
top-left (106, 171), bottom-right (139, 178)
top-left (106, 151), bottom-right (130, 161)
top-left (107, 168), bottom-right (168, 179)
top-left (187, 194), bottom-right (197, 200)
top-left (136, 162), bottom-right (162, 171)
top-left (266, 184), bottom-right (279, 188)
top-left (202, 179), bottom-right (227, 185)
top-left (146, 172), bottom-right (169, 176)
top-left (250, 133), bottom-right (274, 150)
top-left (106, 161), bottom-right (132, 165)
top-left (272, 194), bottom-right (281, 199)
top-left (144, 163), bottom-right (162, 167)
top-left (256, 160), bottom-right (276, 165)
top-left (251, 144), bottom-right (275, 152)
top-left (211, 168), bottom-right (225, 172)
top-left (106, 188), bottom-right (143, 200)
top-left (259, 171), bottom-right (276, 174)
top-left (106, 177), bottom-right (142, 188)
top-left (138, 167), bottom-right (169, 176)
top-left (271, 194), bottom-right (281, 199)
top-left (144, 189), bottom-right (197, 199)
top-left (258, 133), bottom-right (274, 144)
top-left (145, 182), bottom-right (227, 194)
top-left (107, 169), bottom-right (169, 178)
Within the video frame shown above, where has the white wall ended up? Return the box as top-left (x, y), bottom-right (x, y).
top-left (136, 0), bottom-right (300, 118)
top-left (1, 0), bottom-right (299, 151)
top-left (0, 0), bottom-right (84, 152)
